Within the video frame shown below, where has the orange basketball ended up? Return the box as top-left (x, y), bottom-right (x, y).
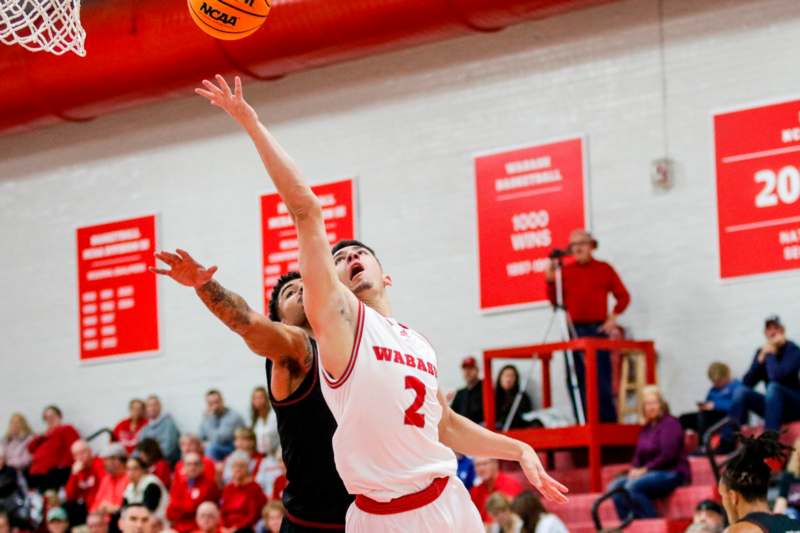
top-left (187, 0), bottom-right (270, 40)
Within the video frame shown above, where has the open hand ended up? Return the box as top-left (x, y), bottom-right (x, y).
top-left (151, 249), bottom-right (217, 288)
top-left (195, 75), bottom-right (258, 127)
top-left (520, 448), bottom-right (569, 503)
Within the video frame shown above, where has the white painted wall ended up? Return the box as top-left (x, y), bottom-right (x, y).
top-left (1, 0), bottom-right (799, 438)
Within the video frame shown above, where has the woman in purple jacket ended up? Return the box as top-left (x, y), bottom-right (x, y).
top-left (607, 385), bottom-right (690, 519)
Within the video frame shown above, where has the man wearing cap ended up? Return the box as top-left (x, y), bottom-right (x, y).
top-left (451, 356), bottom-right (485, 425)
top-left (730, 316), bottom-right (800, 431)
top-left (46, 508), bottom-right (69, 533)
top-left (90, 444), bottom-right (129, 514)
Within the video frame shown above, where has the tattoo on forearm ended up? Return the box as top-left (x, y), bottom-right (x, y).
top-left (196, 280), bottom-right (252, 334)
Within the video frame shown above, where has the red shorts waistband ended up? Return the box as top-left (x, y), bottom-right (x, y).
top-left (354, 476), bottom-right (449, 515)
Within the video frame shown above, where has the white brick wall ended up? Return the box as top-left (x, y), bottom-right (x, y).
top-left (1, 0), bottom-right (799, 436)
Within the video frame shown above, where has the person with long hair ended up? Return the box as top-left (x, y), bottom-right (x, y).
top-left (511, 491), bottom-right (567, 533)
top-left (249, 387), bottom-right (278, 456)
top-left (495, 365), bottom-right (533, 430)
top-left (113, 400), bottom-right (148, 455)
top-left (122, 457), bottom-right (168, 518)
top-left (2, 414), bottom-right (33, 474)
top-left (720, 431), bottom-right (800, 532)
top-left (135, 439), bottom-right (171, 489)
top-left (606, 386), bottom-right (689, 519)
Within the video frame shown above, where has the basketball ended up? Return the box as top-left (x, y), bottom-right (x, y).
top-left (187, 0), bottom-right (270, 40)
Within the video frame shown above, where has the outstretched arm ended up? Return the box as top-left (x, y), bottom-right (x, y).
top-left (437, 390), bottom-right (568, 503)
top-left (151, 249), bottom-right (308, 361)
top-left (195, 76), bottom-right (358, 378)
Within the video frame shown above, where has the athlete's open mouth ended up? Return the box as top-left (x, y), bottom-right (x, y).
top-left (349, 262), bottom-right (364, 281)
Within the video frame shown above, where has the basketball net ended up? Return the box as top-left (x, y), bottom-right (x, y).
top-left (0, 0), bottom-right (86, 56)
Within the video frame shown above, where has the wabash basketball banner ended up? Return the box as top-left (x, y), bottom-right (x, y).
top-left (475, 137), bottom-right (589, 311)
top-left (714, 99), bottom-right (800, 280)
top-left (76, 215), bottom-right (160, 362)
top-left (261, 179), bottom-right (357, 312)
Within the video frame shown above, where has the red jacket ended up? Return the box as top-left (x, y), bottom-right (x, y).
top-left (27, 425), bottom-right (80, 475)
top-left (470, 472), bottom-right (523, 523)
top-left (546, 258), bottom-right (630, 323)
top-left (220, 481), bottom-right (266, 530)
top-left (112, 418), bottom-right (148, 455)
top-left (150, 459), bottom-right (172, 489)
top-left (65, 457), bottom-right (106, 508)
top-left (166, 474), bottom-right (220, 533)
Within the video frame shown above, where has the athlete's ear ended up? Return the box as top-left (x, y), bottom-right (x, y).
top-left (382, 274), bottom-right (393, 288)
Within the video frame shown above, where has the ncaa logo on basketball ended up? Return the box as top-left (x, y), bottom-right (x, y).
top-left (198, 3), bottom-right (238, 26)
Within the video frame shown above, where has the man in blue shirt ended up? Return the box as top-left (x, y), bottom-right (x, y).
top-left (730, 316), bottom-right (800, 431)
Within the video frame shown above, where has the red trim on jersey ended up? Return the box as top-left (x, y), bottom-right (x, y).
top-left (323, 301), bottom-right (365, 389)
top-left (270, 348), bottom-right (319, 407)
top-left (354, 477), bottom-right (449, 515)
top-left (285, 511), bottom-right (345, 530)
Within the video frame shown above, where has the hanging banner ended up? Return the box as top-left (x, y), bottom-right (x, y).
top-left (475, 137), bottom-right (589, 311)
top-left (261, 178), bottom-right (357, 312)
top-left (714, 98), bottom-right (800, 280)
top-left (76, 214), bottom-right (159, 362)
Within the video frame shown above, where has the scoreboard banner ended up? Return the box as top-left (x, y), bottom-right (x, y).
top-left (475, 137), bottom-right (589, 311)
top-left (714, 98), bottom-right (800, 280)
top-left (260, 178), bottom-right (357, 312)
top-left (77, 214), bottom-right (160, 362)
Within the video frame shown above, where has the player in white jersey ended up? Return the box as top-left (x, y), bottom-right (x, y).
top-left (196, 75), bottom-right (569, 532)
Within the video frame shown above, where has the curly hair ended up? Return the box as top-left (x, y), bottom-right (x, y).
top-left (721, 431), bottom-right (792, 502)
top-left (268, 271), bottom-right (301, 322)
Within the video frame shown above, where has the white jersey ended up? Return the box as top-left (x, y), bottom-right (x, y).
top-left (320, 301), bottom-right (457, 501)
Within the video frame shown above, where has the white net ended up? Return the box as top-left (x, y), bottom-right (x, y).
top-left (0, 0), bottom-right (86, 56)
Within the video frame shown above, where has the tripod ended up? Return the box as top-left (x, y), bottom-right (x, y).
top-left (501, 256), bottom-right (585, 430)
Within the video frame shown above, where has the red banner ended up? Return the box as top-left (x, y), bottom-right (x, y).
top-left (76, 215), bottom-right (159, 362)
top-left (475, 137), bottom-right (589, 311)
top-left (261, 179), bottom-right (357, 312)
top-left (714, 99), bottom-right (800, 279)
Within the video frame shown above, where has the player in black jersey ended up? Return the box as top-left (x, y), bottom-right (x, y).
top-left (151, 251), bottom-right (352, 532)
top-left (720, 431), bottom-right (800, 533)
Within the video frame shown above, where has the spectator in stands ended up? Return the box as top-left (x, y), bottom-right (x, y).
top-left (87, 512), bottom-right (110, 533)
top-left (46, 507), bottom-right (69, 533)
top-left (249, 387), bottom-right (278, 456)
top-left (545, 229), bottom-right (630, 423)
top-left (495, 365), bottom-right (533, 429)
top-left (122, 457), bottom-right (168, 518)
top-left (166, 452), bottom-right (219, 533)
top-left (457, 453), bottom-right (476, 490)
top-left (719, 431), bottom-right (800, 531)
top-left (194, 502), bottom-right (221, 533)
top-left (451, 356), bottom-right (485, 425)
top-left (679, 362), bottom-right (742, 453)
top-left (220, 451), bottom-right (266, 531)
top-left (114, 400), bottom-right (149, 455)
top-left (774, 437), bottom-right (800, 519)
top-left (0, 447), bottom-right (32, 531)
top-left (607, 386), bottom-right (690, 519)
top-left (65, 439), bottom-right (107, 525)
top-left (27, 405), bottom-right (80, 492)
top-left (2, 413), bottom-right (33, 474)
top-left (221, 427), bottom-right (264, 485)
top-left (256, 501), bottom-right (285, 533)
top-left (174, 435), bottom-right (214, 484)
top-left (135, 439), bottom-right (171, 489)
top-left (485, 492), bottom-right (524, 532)
top-left (118, 504), bottom-right (150, 533)
top-left (199, 390), bottom-right (245, 462)
top-left (730, 316), bottom-right (800, 432)
top-left (511, 491), bottom-right (568, 533)
top-left (138, 396), bottom-right (181, 465)
top-left (470, 457), bottom-right (523, 523)
top-left (0, 512), bottom-right (9, 533)
top-left (685, 499), bottom-right (727, 533)
top-left (91, 444), bottom-right (129, 514)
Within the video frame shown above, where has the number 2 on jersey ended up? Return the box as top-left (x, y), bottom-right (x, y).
top-left (404, 375), bottom-right (426, 428)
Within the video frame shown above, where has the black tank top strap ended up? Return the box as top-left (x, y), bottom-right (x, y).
top-left (740, 511), bottom-right (800, 533)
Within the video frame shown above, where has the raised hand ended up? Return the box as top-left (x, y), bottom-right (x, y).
top-left (519, 448), bottom-right (569, 504)
top-left (151, 249), bottom-right (218, 288)
top-left (195, 74), bottom-right (258, 126)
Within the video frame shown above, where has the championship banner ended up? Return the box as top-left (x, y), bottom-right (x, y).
top-left (76, 214), bottom-right (160, 362)
top-left (475, 137), bottom-right (589, 311)
top-left (714, 98), bottom-right (800, 280)
top-left (261, 178), bottom-right (357, 312)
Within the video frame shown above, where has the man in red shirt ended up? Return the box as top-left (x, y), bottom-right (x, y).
top-left (469, 458), bottom-right (522, 523)
top-left (64, 440), bottom-right (106, 525)
top-left (90, 444), bottom-right (129, 515)
top-left (220, 451), bottom-right (266, 532)
top-left (27, 406), bottom-right (80, 492)
top-left (546, 228), bottom-right (630, 423)
top-left (167, 452), bottom-right (220, 533)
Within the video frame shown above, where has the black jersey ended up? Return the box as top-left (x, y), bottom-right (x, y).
top-left (265, 338), bottom-right (353, 531)
top-left (740, 512), bottom-right (800, 532)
